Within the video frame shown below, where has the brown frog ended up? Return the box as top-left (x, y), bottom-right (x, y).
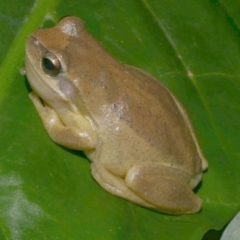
top-left (25, 16), bottom-right (208, 214)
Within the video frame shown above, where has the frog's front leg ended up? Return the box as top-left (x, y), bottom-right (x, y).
top-left (29, 92), bottom-right (97, 150)
top-left (125, 164), bottom-right (202, 214)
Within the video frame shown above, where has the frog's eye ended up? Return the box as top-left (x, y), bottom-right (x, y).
top-left (42, 52), bottom-right (61, 77)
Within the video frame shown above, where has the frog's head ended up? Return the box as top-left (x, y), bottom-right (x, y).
top-left (25, 17), bottom-right (86, 114)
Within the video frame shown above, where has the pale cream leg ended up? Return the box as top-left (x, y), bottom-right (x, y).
top-left (92, 159), bottom-right (202, 214)
top-left (91, 160), bottom-right (154, 209)
top-left (29, 92), bottom-right (96, 150)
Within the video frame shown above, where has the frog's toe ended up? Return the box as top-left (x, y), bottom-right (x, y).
top-left (125, 166), bottom-right (202, 215)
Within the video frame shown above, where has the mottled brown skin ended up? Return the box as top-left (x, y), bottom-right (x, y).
top-left (25, 16), bottom-right (208, 215)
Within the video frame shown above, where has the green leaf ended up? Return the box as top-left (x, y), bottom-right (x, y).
top-left (0, 0), bottom-right (240, 239)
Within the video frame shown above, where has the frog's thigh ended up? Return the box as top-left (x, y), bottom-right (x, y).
top-left (91, 161), bottom-right (154, 209)
top-left (29, 92), bottom-right (96, 150)
top-left (125, 165), bottom-right (202, 214)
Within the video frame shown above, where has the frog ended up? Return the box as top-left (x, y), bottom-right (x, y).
top-left (25, 16), bottom-right (208, 215)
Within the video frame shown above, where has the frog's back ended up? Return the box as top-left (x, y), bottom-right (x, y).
top-left (84, 63), bottom-right (203, 178)
top-left (70, 26), bottom-right (204, 178)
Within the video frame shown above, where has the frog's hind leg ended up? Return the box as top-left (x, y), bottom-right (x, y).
top-left (125, 164), bottom-right (202, 214)
top-left (91, 161), bottom-right (154, 209)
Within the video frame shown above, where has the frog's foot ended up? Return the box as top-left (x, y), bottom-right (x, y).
top-left (125, 165), bottom-right (202, 214)
top-left (29, 92), bottom-right (96, 150)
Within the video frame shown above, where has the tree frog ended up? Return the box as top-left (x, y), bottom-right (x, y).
top-left (25, 16), bottom-right (208, 215)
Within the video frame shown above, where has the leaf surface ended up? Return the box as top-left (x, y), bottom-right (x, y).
top-left (0, 0), bottom-right (240, 239)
